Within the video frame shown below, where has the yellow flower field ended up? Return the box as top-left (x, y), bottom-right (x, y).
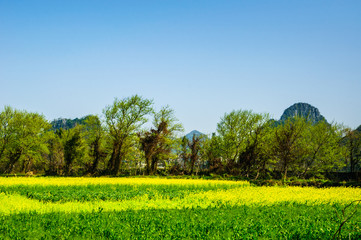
top-left (0, 176), bottom-right (249, 186)
top-left (0, 177), bottom-right (360, 215)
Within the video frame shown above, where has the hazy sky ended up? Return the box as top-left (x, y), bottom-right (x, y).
top-left (1, 0), bottom-right (360, 134)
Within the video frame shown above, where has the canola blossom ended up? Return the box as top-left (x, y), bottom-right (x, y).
top-left (0, 177), bottom-right (360, 215)
top-left (0, 177), bottom-right (249, 187)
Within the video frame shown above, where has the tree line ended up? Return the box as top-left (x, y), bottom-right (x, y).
top-left (0, 95), bottom-right (360, 179)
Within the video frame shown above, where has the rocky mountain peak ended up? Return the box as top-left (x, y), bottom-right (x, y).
top-left (280, 102), bottom-right (326, 124)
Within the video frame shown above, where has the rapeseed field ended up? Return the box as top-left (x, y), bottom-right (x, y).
top-left (0, 177), bottom-right (360, 239)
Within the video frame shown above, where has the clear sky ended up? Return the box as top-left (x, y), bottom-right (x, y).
top-left (1, 0), bottom-right (360, 134)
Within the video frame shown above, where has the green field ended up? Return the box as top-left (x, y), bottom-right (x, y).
top-left (0, 177), bottom-right (360, 239)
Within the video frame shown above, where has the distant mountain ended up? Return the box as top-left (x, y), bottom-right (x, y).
top-left (280, 103), bottom-right (326, 124)
top-left (185, 130), bottom-right (205, 141)
top-left (51, 116), bottom-right (91, 131)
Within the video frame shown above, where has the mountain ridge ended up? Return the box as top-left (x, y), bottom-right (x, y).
top-left (279, 102), bottom-right (326, 124)
top-left (50, 103), bottom-right (359, 134)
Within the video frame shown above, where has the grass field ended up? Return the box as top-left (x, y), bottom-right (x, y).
top-left (0, 177), bottom-right (360, 239)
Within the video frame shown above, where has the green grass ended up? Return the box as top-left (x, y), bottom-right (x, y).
top-left (0, 204), bottom-right (360, 239)
top-left (0, 183), bottom-right (244, 203)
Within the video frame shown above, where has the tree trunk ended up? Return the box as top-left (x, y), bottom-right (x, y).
top-left (145, 155), bottom-right (152, 175)
top-left (4, 149), bottom-right (22, 174)
top-left (90, 138), bottom-right (101, 174)
top-left (107, 141), bottom-right (122, 175)
top-left (150, 157), bottom-right (158, 175)
top-left (112, 154), bottom-right (122, 175)
top-left (190, 156), bottom-right (196, 175)
top-left (350, 146), bottom-right (355, 173)
top-left (283, 165), bottom-right (288, 180)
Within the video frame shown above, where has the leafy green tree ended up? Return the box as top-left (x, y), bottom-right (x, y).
top-left (180, 136), bottom-right (190, 170)
top-left (188, 135), bottom-right (201, 175)
top-left (0, 106), bottom-right (51, 174)
top-left (104, 95), bottom-right (153, 175)
top-left (123, 136), bottom-right (144, 175)
top-left (46, 130), bottom-right (64, 175)
top-left (271, 117), bottom-right (309, 180)
top-left (63, 126), bottom-right (86, 175)
top-left (140, 122), bottom-right (167, 175)
top-left (140, 106), bottom-right (183, 175)
top-left (299, 121), bottom-right (345, 177)
top-left (344, 128), bottom-right (361, 173)
top-left (84, 115), bottom-right (107, 174)
top-left (19, 113), bottom-right (52, 173)
top-left (216, 110), bottom-right (269, 173)
top-left (238, 121), bottom-right (273, 178)
top-left (0, 106), bottom-right (16, 167)
top-left (201, 133), bottom-right (223, 173)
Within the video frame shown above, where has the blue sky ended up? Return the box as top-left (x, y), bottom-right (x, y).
top-left (1, 0), bottom-right (360, 134)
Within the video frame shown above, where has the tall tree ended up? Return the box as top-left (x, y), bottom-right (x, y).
top-left (104, 95), bottom-right (153, 175)
top-left (344, 128), bottom-right (361, 173)
top-left (63, 126), bottom-right (86, 175)
top-left (271, 117), bottom-right (309, 180)
top-left (0, 106), bottom-right (16, 166)
top-left (238, 121), bottom-right (273, 178)
top-left (180, 136), bottom-right (189, 170)
top-left (201, 133), bottom-right (223, 173)
top-left (140, 106), bottom-right (183, 175)
top-left (0, 106), bottom-right (51, 174)
top-left (216, 109), bottom-right (269, 173)
top-left (188, 135), bottom-right (201, 175)
top-left (84, 115), bottom-right (106, 174)
top-left (299, 121), bottom-right (345, 177)
top-left (46, 130), bottom-right (64, 175)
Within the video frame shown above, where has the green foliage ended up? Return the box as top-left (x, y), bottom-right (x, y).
top-left (0, 106), bottom-right (51, 174)
top-left (140, 106), bottom-right (183, 175)
top-left (217, 109), bottom-right (270, 174)
top-left (270, 118), bottom-right (346, 179)
top-left (300, 121), bottom-right (346, 176)
top-left (104, 95), bottom-right (153, 175)
top-left (0, 204), bottom-right (360, 239)
top-left (0, 183), bottom-right (241, 203)
top-left (343, 128), bottom-right (361, 173)
top-left (201, 134), bottom-right (223, 173)
top-left (0, 100), bottom-right (357, 179)
top-left (180, 136), bottom-right (190, 170)
top-left (187, 135), bottom-right (201, 174)
top-left (332, 200), bottom-right (361, 240)
top-left (83, 115), bottom-right (107, 174)
top-left (45, 131), bottom-right (64, 175)
top-left (63, 126), bottom-right (87, 175)
top-left (50, 116), bottom-right (91, 131)
top-left (217, 110), bottom-right (269, 163)
top-left (271, 117), bottom-right (310, 179)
